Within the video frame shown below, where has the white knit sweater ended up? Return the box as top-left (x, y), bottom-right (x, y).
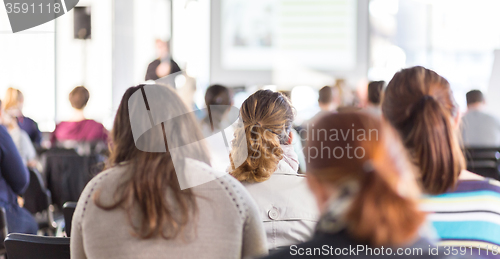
top-left (70, 159), bottom-right (268, 259)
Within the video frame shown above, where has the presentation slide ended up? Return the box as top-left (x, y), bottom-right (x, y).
top-left (220, 0), bottom-right (357, 71)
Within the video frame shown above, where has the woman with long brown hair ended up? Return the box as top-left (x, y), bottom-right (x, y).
top-left (229, 90), bottom-right (319, 250)
top-left (70, 85), bottom-right (267, 259)
top-left (382, 66), bottom-right (500, 248)
top-left (264, 112), bottom-right (438, 259)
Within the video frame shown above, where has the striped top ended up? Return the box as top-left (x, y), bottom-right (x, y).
top-left (421, 179), bottom-right (500, 249)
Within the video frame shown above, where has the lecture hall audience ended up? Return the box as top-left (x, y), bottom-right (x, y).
top-left (461, 89), bottom-right (500, 147)
top-left (382, 66), bottom-right (500, 248)
top-left (263, 112), bottom-right (446, 259)
top-left (229, 90), bottom-right (319, 250)
top-left (70, 85), bottom-right (267, 259)
top-left (7, 63), bottom-right (500, 259)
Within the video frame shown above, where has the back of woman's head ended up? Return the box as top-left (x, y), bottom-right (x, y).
top-left (2, 87), bottom-right (23, 112)
top-left (306, 112), bottom-right (424, 247)
top-left (203, 84), bottom-right (232, 131)
top-left (381, 66), bottom-right (464, 195)
top-left (230, 90), bottom-right (294, 182)
top-left (96, 84), bottom-right (210, 240)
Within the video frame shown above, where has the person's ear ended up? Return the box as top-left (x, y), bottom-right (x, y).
top-left (287, 131), bottom-right (293, 144)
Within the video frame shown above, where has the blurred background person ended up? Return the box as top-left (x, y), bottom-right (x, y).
top-left (201, 84), bottom-right (233, 135)
top-left (71, 85), bottom-right (267, 259)
top-left (229, 90), bottom-right (318, 250)
top-left (0, 98), bottom-right (38, 235)
top-left (364, 80), bottom-right (384, 116)
top-left (145, 39), bottom-right (181, 81)
top-left (0, 100), bottom-right (36, 167)
top-left (2, 87), bottom-right (41, 147)
top-left (51, 86), bottom-right (108, 146)
top-left (461, 89), bottom-right (500, 147)
top-left (264, 112), bottom-right (430, 259)
top-left (302, 86), bottom-right (339, 128)
top-left (200, 84), bottom-right (235, 171)
top-left (382, 66), bottom-right (500, 249)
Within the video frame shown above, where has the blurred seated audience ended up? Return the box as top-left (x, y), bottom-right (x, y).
top-left (145, 39), bottom-right (181, 81)
top-left (0, 100), bottom-right (36, 167)
top-left (264, 112), bottom-right (437, 259)
top-left (364, 80), bottom-right (384, 116)
top-left (0, 114), bottom-right (38, 235)
top-left (51, 86), bottom-right (108, 149)
top-left (71, 85), bottom-right (267, 259)
top-left (3, 87), bottom-right (41, 147)
top-left (229, 90), bottom-right (318, 250)
top-left (382, 66), bottom-right (500, 248)
top-left (461, 89), bottom-right (500, 147)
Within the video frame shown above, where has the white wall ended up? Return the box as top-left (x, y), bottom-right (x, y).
top-left (0, 11), bottom-right (56, 131)
top-left (55, 0), bottom-right (113, 126)
top-left (112, 0), bottom-right (171, 113)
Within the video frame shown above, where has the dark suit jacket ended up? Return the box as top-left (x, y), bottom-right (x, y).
top-left (145, 58), bottom-right (181, 81)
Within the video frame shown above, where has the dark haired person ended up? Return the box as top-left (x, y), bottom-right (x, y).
top-left (71, 85), bottom-right (267, 259)
top-left (382, 66), bottom-right (500, 249)
top-left (263, 113), bottom-right (450, 259)
top-left (145, 39), bottom-right (181, 81)
top-left (230, 90), bottom-right (318, 250)
top-left (461, 89), bottom-right (500, 147)
top-left (51, 86), bottom-right (108, 145)
top-left (0, 100), bottom-right (38, 235)
top-left (365, 81), bottom-right (384, 116)
top-left (201, 84), bottom-right (233, 135)
top-left (200, 85), bottom-right (235, 172)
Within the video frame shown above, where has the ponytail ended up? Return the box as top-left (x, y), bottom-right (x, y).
top-left (230, 124), bottom-right (283, 182)
top-left (346, 169), bottom-right (425, 246)
top-left (229, 90), bottom-right (294, 182)
top-left (382, 66), bottom-right (465, 195)
top-left (402, 96), bottom-right (464, 194)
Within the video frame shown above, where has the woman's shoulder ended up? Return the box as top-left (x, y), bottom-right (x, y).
top-left (78, 166), bottom-right (128, 205)
top-left (186, 159), bottom-right (258, 220)
top-left (454, 177), bottom-right (500, 194)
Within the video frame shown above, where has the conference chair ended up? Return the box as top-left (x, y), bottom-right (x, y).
top-left (4, 234), bottom-right (70, 259)
top-left (23, 168), bottom-right (57, 235)
top-left (62, 202), bottom-right (77, 237)
top-left (464, 147), bottom-right (500, 180)
top-left (0, 207), bottom-right (8, 256)
top-left (42, 147), bottom-right (105, 210)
